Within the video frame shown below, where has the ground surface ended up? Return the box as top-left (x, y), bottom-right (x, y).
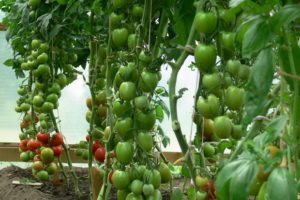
top-left (0, 166), bottom-right (176, 200)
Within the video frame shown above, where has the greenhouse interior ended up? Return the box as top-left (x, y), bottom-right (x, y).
top-left (0, 0), bottom-right (300, 199)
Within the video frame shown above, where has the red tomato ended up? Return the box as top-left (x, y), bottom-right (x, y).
top-left (19, 139), bottom-right (29, 152)
top-left (92, 141), bottom-right (102, 155)
top-left (20, 121), bottom-right (30, 129)
top-left (27, 140), bottom-right (42, 150)
top-left (86, 135), bottom-right (90, 142)
top-left (109, 170), bottom-right (115, 184)
top-left (37, 132), bottom-right (49, 143)
top-left (52, 145), bottom-right (63, 156)
top-left (50, 133), bottom-right (64, 146)
top-left (95, 147), bottom-right (106, 162)
top-left (201, 180), bottom-right (216, 200)
top-left (36, 149), bottom-right (41, 155)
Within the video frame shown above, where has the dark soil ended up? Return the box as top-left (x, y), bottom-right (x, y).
top-left (0, 166), bottom-right (178, 200)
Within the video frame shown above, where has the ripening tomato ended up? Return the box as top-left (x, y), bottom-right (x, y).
top-left (32, 161), bottom-right (44, 171)
top-left (195, 175), bottom-right (209, 188)
top-left (19, 139), bottom-right (29, 152)
top-left (27, 140), bottom-right (41, 151)
top-left (201, 180), bottom-right (216, 200)
top-left (37, 132), bottom-right (49, 143)
top-left (115, 141), bottom-right (134, 165)
top-left (194, 11), bottom-right (217, 34)
top-left (41, 148), bottom-right (54, 164)
top-left (20, 121), bottom-right (30, 129)
top-left (109, 170), bottom-right (115, 184)
top-left (159, 163), bottom-right (172, 183)
top-left (50, 133), bottom-right (64, 146)
top-left (194, 44), bottom-right (216, 72)
top-left (112, 170), bottom-right (131, 190)
top-left (52, 145), bottom-right (63, 156)
top-left (95, 147), bottom-right (106, 162)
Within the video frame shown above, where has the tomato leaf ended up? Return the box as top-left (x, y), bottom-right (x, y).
top-left (254, 115), bottom-right (288, 148)
top-left (243, 48), bottom-right (275, 127)
top-left (229, 160), bottom-right (258, 200)
top-left (186, 187), bottom-right (196, 200)
top-left (157, 125), bottom-right (170, 147)
top-left (155, 105), bottom-right (164, 122)
top-left (156, 99), bottom-right (170, 118)
top-left (216, 159), bottom-right (245, 200)
top-left (242, 16), bottom-right (273, 57)
top-left (270, 5), bottom-right (300, 32)
top-left (3, 58), bottom-right (14, 67)
top-left (180, 164), bottom-right (191, 178)
top-left (266, 167), bottom-right (297, 200)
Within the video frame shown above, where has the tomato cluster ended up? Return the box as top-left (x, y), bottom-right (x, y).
top-left (192, 5), bottom-right (250, 198)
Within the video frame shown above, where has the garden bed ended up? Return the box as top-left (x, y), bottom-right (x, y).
top-left (0, 165), bottom-right (178, 200)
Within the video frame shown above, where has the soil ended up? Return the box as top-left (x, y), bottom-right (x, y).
top-left (0, 166), bottom-right (179, 200)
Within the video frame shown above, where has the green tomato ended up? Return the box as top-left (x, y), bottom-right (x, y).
top-left (196, 94), bottom-right (220, 119)
top-left (221, 32), bottom-right (236, 50)
top-left (19, 132), bottom-right (27, 140)
top-left (131, 179), bottom-right (143, 195)
top-left (134, 96), bottom-right (149, 111)
top-left (112, 170), bottom-right (131, 190)
top-left (20, 103), bottom-right (30, 112)
top-left (37, 53), bottom-right (48, 64)
top-left (117, 190), bottom-right (129, 200)
top-left (40, 43), bottom-right (49, 51)
top-left (31, 39), bottom-right (41, 49)
top-left (225, 86), bottom-right (245, 111)
top-left (56, 73), bottom-right (67, 88)
top-left (112, 28), bottom-right (129, 47)
top-left (136, 110), bottom-right (156, 130)
top-left (46, 93), bottom-right (59, 104)
top-left (20, 151), bottom-right (30, 162)
top-left (151, 170), bottom-right (161, 189)
top-left (132, 5), bottom-right (143, 18)
top-left (36, 170), bottom-right (49, 181)
top-left (41, 102), bottom-right (54, 112)
top-left (194, 11), bottom-right (217, 34)
top-left (126, 193), bottom-right (143, 200)
top-left (213, 116), bottom-right (232, 139)
top-left (257, 182), bottom-right (267, 200)
top-left (81, 149), bottom-right (89, 160)
top-left (159, 162), bottom-right (172, 183)
top-left (226, 60), bottom-right (241, 76)
top-left (231, 124), bottom-right (243, 140)
top-left (143, 184), bottom-right (154, 196)
top-left (48, 83), bottom-right (61, 94)
top-left (203, 143), bottom-right (215, 157)
top-left (119, 82), bottom-right (136, 101)
top-left (115, 141), bottom-right (134, 165)
top-left (196, 191), bottom-right (207, 200)
top-left (139, 71), bottom-right (159, 93)
top-left (109, 12), bottom-right (124, 29)
top-left (194, 44), bottom-right (216, 72)
top-left (75, 149), bottom-right (83, 156)
top-left (115, 118), bottom-right (133, 139)
top-left (137, 132), bottom-right (153, 152)
top-left (202, 73), bottom-right (221, 93)
top-left (238, 64), bottom-right (250, 80)
top-left (118, 63), bottom-right (137, 81)
top-left (128, 34), bottom-right (137, 50)
top-left (37, 64), bottom-right (50, 75)
top-left (112, 0), bottom-right (128, 8)
top-left (17, 87), bottom-right (27, 96)
top-left (112, 100), bottom-right (132, 118)
top-left (45, 162), bottom-right (58, 175)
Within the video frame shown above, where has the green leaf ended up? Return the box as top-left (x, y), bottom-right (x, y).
top-left (186, 187), bottom-right (196, 200)
top-left (3, 59), bottom-right (14, 67)
top-left (254, 115), bottom-right (288, 148)
top-left (242, 16), bottom-right (274, 57)
top-left (171, 188), bottom-right (183, 200)
top-left (243, 48), bottom-right (275, 126)
top-left (266, 167), bottom-right (297, 200)
top-left (229, 160), bottom-right (258, 200)
top-left (49, 24), bottom-right (64, 41)
top-left (155, 105), bottom-right (164, 122)
top-left (180, 165), bottom-right (191, 178)
top-left (270, 5), bottom-right (300, 32)
top-left (157, 125), bottom-right (170, 147)
top-left (216, 159), bottom-right (245, 200)
top-left (156, 99), bottom-right (170, 118)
